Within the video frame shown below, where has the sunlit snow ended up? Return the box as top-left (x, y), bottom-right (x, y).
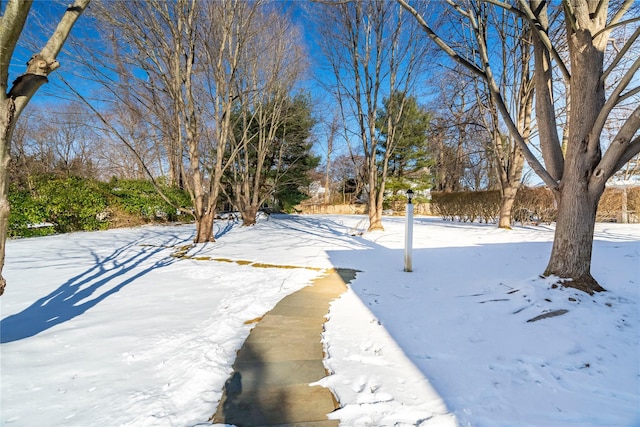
top-left (1, 214), bottom-right (638, 426)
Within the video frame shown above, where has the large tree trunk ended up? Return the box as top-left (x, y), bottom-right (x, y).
top-left (544, 181), bottom-right (604, 294)
top-left (0, 0), bottom-right (90, 296)
top-left (543, 17), bottom-right (607, 294)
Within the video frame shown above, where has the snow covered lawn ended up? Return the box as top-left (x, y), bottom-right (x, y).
top-left (1, 214), bottom-right (638, 426)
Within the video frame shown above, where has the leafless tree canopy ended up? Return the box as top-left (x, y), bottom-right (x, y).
top-left (399, 0), bottom-right (640, 292)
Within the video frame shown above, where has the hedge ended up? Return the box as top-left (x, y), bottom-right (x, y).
top-left (9, 176), bottom-right (192, 237)
top-left (431, 186), bottom-right (639, 225)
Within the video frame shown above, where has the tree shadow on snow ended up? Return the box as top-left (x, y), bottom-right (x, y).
top-left (0, 234), bottom-right (187, 344)
top-left (324, 225), bottom-right (639, 421)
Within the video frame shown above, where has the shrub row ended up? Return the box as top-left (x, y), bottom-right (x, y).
top-left (596, 187), bottom-right (640, 222)
top-left (9, 176), bottom-right (191, 237)
top-left (431, 190), bottom-right (503, 223)
top-left (512, 187), bottom-right (557, 224)
top-left (431, 186), bottom-right (639, 224)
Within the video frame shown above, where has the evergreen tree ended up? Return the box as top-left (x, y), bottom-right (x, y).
top-left (376, 92), bottom-right (432, 194)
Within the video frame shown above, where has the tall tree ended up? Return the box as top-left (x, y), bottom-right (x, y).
top-left (399, 0), bottom-right (640, 293)
top-left (428, 72), bottom-right (487, 192)
top-left (472, 6), bottom-right (533, 228)
top-left (228, 94), bottom-right (316, 223)
top-left (0, 0), bottom-right (90, 295)
top-left (227, 6), bottom-right (307, 225)
top-left (93, 0), bottom-right (214, 240)
top-left (315, 0), bottom-right (429, 231)
top-left (376, 92), bottom-right (432, 193)
top-left (321, 112), bottom-right (341, 204)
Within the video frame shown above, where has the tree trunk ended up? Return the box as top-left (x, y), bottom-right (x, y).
top-left (0, 99), bottom-right (15, 296)
top-left (367, 166), bottom-right (384, 231)
top-left (368, 197), bottom-right (384, 230)
top-left (241, 206), bottom-right (258, 227)
top-left (194, 209), bottom-right (215, 243)
top-left (368, 209), bottom-right (383, 231)
top-left (0, 0), bottom-right (90, 296)
top-left (498, 185), bottom-right (518, 229)
top-left (543, 17), bottom-right (608, 295)
top-left (544, 180), bottom-right (604, 294)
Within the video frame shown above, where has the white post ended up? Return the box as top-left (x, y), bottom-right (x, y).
top-left (404, 190), bottom-right (414, 272)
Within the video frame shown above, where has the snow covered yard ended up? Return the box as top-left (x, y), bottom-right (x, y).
top-left (1, 214), bottom-right (638, 426)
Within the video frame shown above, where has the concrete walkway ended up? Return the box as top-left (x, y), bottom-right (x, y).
top-left (211, 269), bottom-right (357, 427)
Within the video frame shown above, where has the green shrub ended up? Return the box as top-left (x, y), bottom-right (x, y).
top-left (105, 178), bottom-right (191, 222)
top-left (8, 176), bottom-right (193, 238)
top-left (8, 187), bottom-right (54, 237)
top-left (37, 176), bottom-right (109, 233)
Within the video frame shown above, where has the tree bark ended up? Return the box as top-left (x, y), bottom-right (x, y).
top-left (0, 100), bottom-right (15, 296)
top-left (0, 0), bottom-right (90, 296)
top-left (544, 180), bottom-right (604, 294)
top-left (240, 206), bottom-right (258, 227)
top-left (542, 4), bottom-right (609, 294)
top-left (498, 185), bottom-right (518, 229)
top-left (194, 208), bottom-right (216, 243)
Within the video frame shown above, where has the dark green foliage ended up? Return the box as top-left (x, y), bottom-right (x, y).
top-left (104, 178), bottom-right (191, 221)
top-left (8, 176), bottom-right (192, 237)
top-left (8, 187), bottom-right (53, 237)
top-left (227, 93), bottom-right (319, 213)
top-left (9, 175), bottom-right (108, 236)
top-left (273, 95), bottom-right (320, 212)
top-left (376, 92), bottom-right (433, 191)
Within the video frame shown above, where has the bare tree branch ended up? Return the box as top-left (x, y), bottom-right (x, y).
top-left (593, 54), bottom-right (640, 139)
top-left (60, 76), bottom-right (192, 217)
top-left (607, 0), bottom-right (635, 29)
top-left (602, 25), bottom-right (640, 82)
top-left (0, 0), bottom-right (33, 94)
top-left (517, 0), bottom-right (571, 81)
top-left (397, 0), bottom-right (484, 78)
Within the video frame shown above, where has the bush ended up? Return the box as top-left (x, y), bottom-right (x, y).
top-left (597, 187), bottom-right (640, 222)
top-left (37, 176), bottom-right (109, 233)
top-left (512, 187), bottom-right (557, 224)
top-left (8, 176), bottom-right (192, 237)
top-left (431, 190), bottom-right (500, 223)
top-left (9, 176), bottom-right (108, 235)
top-left (8, 187), bottom-right (53, 237)
top-left (105, 178), bottom-right (191, 222)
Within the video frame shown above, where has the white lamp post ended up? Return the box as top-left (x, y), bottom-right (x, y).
top-left (404, 189), bottom-right (414, 272)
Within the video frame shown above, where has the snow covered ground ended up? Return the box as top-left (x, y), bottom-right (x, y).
top-left (1, 214), bottom-right (638, 427)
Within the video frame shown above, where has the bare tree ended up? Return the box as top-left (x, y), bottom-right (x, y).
top-left (0, 0), bottom-right (90, 295)
top-left (87, 0), bottom-right (221, 241)
top-left (199, 0), bottom-right (260, 228)
top-left (400, 0), bottom-right (640, 293)
top-left (321, 112), bottom-right (341, 204)
top-left (473, 6), bottom-right (533, 228)
top-left (428, 72), bottom-right (487, 192)
top-left (316, 0), bottom-right (429, 231)
top-left (227, 5), bottom-right (308, 225)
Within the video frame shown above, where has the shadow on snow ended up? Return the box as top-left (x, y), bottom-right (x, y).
top-left (0, 232), bottom-right (189, 344)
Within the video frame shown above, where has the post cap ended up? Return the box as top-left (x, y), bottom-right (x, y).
top-left (406, 189), bottom-right (414, 203)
